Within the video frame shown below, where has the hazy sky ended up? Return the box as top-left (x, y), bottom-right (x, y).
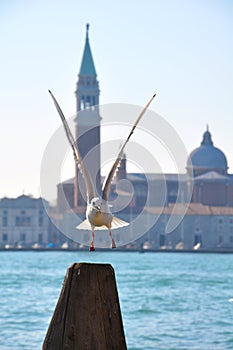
top-left (1, 0), bottom-right (233, 199)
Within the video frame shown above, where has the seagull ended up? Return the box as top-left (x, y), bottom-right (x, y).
top-left (49, 90), bottom-right (156, 251)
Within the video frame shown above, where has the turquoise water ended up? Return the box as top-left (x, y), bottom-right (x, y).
top-left (0, 251), bottom-right (233, 349)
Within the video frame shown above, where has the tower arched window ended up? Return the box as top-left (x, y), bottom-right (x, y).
top-left (86, 96), bottom-right (91, 108)
top-left (80, 96), bottom-right (85, 110)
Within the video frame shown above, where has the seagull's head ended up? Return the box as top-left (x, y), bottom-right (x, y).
top-left (91, 197), bottom-right (102, 212)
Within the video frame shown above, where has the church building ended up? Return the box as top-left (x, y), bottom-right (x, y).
top-left (56, 25), bottom-right (233, 251)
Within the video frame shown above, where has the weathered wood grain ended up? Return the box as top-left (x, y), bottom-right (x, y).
top-left (43, 263), bottom-right (127, 350)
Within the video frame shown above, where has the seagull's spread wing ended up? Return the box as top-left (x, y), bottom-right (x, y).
top-left (102, 94), bottom-right (156, 201)
top-left (49, 90), bottom-right (95, 202)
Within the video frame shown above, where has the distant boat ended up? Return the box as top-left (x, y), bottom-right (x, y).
top-left (16, 243), bottom-right (24, 249)
top-left (61, 242), bottom-right (69, 249)
top-left (142, 241), bottom-right (152, 250)
top-left (193, 242), bottom-right (201, 250)
top-left (5, 244), bottom-right (13, 249)
top-left (47, 243), bottom-right (55, 249)
top-left (32, 243), bottom-right (42, 249)
top-left (176, 241), bottom-right (184, 250)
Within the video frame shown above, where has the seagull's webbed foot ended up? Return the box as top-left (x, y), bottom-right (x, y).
top-left (90, 227), bottom-right (95, 252)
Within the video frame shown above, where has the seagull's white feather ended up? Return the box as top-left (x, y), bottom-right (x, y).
top-left (48, 90), bottom-right (95, 202)
top-left (102, 94), bottom-right (156, 201)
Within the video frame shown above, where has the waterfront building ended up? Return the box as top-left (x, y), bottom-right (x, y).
top-left (0, 195), bottom-right (50, 248)
top-left (188, 128), bottom-right (233, 206)
top-left (55, 25), bottom-right (233, 251)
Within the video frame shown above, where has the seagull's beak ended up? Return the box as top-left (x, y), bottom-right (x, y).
top-left (92, 205), bottom-right (101, 212)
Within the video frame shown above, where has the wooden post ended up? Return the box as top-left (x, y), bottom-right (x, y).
top-left (43, 263), bottom-right (127, 350)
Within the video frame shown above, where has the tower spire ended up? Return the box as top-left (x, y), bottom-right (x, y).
top-left (74, 24), bottom-right (101, 207)
top-left (201, 126), bottom-right (213, 146)
top-left (86, 23), bottom-right (89, 38)
top-left (79, 23), bottom-right (96, 76)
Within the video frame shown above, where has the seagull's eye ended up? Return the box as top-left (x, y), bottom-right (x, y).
top-left (93, 202), bottom-right (95, 205)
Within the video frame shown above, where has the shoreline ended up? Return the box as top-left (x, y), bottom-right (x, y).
top-left (1, 247), bottom-right (233, 254)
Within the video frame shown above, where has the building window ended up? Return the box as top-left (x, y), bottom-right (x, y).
top-left (38, 233), bottom-right (43, 242)
top-left (218, 236), bottom-right (223, 244)
top-left (86, 96), bottom-right (91, 108)
top-left (218, 219), bottom-right (223, 224)
top-left (2, 233), bottom-right (8, 242)
top-left (3, 217), bottom-right (8, 227)
top-left (80, 96), bottom-right (85, 110)
top-left (3, 210), bottom-right (8, 215)
top-left (194, 234), bottom-right (202, 245)
top-left (160, 234), bottom-right (165, 247)
top-left (39, 216), bottom-right (44, 227)
top-left (230, 219), bottom-right (233, 224)
top-left (230, 236), bottom-right (233, 244)
top-left (20, 233), bottom-right (26, 242)
top-left (15, 216), bottom-right (31, 227)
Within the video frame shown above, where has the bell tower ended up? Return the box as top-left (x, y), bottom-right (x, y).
top-left (74, 24), bottom-right (101, 207)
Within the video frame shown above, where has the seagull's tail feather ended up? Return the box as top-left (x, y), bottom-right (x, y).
top-left (111, 216), bottom-right (129, 229)
top-left (76, 216), bottom-right (129, 231)
top-left (76, 219), bottom-right (91, 230)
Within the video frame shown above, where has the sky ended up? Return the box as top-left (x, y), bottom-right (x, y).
top-left (0, 0), bottom-right (233, 200)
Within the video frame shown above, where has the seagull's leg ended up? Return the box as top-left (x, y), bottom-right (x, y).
top-left (109, 229), bottom-right (116, 249)
top-left (90, 226), bottom-right (95, 251)
top-left (106, 223), bottom-right (116, 248)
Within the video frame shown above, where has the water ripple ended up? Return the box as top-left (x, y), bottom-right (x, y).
top-left (0, 251), bottom-right (233, 349)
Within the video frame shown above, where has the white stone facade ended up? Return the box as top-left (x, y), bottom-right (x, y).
top-left (0, 195), bottom-right (50, 247)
